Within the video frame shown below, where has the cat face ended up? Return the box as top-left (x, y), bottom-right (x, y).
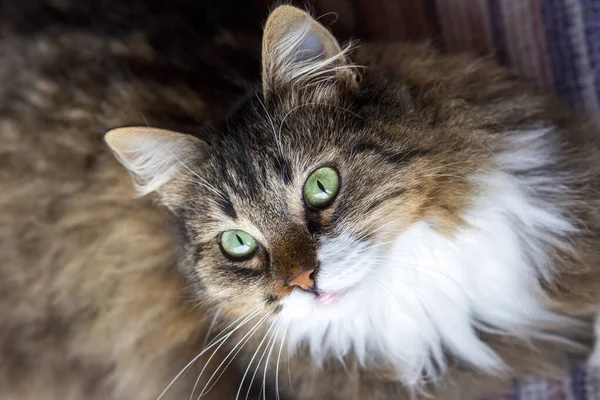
top-left (106, 2), bottom-right (479, 370)
top-left (106, 5), bottom-right (572, 385)
top-left (105, 5), bottom-right (470, 313)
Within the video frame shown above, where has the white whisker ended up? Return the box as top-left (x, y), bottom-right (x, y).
top-left (189, 308), bottom-right (263, 400)
top-left (198, 311), bottom-right (273, 397)
top-left (262, 323), bottom-right (282, 400)
top-left (423, 173), bottom-right (477, 184)
top-left (165, 148), bottom-right (228, 201)
top-left (235, 321), bottom-right (278, 400)
top-left (255, 93), bottom-right (283, 155)
top-left (156, 304), bottom-right (264, 400)
top-left (202, 308), bottom-right (222, 349)
top-left (275, 323), bottom-right (290, 400)
top-left (244, 321), bottom-right (280, 400)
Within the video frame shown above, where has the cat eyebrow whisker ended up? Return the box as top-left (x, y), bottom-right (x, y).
top-left (423, 173), bottom-right (478, 184)
top-left (255, 92), bottom-right (285, 157)
top-left (166, 148), bottom-right (229, 202)
top-left (277, 102), bottom-right (365, 147)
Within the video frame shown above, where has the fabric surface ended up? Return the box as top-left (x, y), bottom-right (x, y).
top-left (256, 0), bottom-right (600, 398)
top-left (293, 0), bottom-right (600, 127)
top-left (486, 367), bottom-right (600, 400)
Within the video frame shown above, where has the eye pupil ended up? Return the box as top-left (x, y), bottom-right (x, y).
top-left (236, 234), bottom-right (244, 246)
top-left (317, 180), bottom-right (326, 193)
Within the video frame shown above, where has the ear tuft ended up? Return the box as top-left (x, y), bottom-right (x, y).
top-left (261, 5), bottom-right (358, 96)
top-left (105, 127), bottom-right (205, 197)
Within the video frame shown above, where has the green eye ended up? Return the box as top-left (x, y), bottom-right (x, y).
top-left (303, 167), bottom-right (340, 209)
top-left (220, 230), bottom-right (257, 259)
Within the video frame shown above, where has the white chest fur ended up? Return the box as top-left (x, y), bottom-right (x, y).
top-left (280, 166), bottom-right (576, 386)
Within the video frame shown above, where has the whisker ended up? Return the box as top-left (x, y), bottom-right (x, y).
top-left (287, 340), bottom-right (293, 393)
top-left (235, 320), bottom-right (278, 400)
top-left (244, 321), bottom-right (280, 400)
top-left (205, 303), bottom-right (266, 349)
top-left (202, 308), bottom-right (222, 349)
top-left (277, 102), bottom-right (364, 150)
top-left (189, 307), bottom-right (264, 400)
top-left (275, 323), bottom-right (290, 400)
top-left (156, 305), bottom-right (264, 400)
top-left (199, 311), bottom-right (273, 397)
top-left (156, 333), bottom-right (232, 400)
top-left (255, 93), bottom-right (283, 155)
top-left (423, 173), bottom-right (477, 184)
top-left (166, 148), bottom-right (228, 201)
top-left (263, 323), bottom-right (282, 400)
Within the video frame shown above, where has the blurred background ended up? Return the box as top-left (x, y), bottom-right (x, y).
top-left (2, 0), bottom-right (597, 125)
top-left (290, 0), bottom-right (600, 128)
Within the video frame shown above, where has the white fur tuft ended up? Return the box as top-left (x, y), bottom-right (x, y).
top-left (278, 128), bottom-right (578, 387)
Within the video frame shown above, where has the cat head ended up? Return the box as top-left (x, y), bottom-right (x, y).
top-left (106, 5), bottom-right (565, 384)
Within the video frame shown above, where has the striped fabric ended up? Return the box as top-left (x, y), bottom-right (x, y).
top-left (485, 367), bottom-right (600, 400)
top-left (296, 0), bottom-right (600, 127)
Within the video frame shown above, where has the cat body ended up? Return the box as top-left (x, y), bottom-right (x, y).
top-left (3, 3), bottom-right (600, 399)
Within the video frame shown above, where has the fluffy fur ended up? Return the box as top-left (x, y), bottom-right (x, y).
top-left (107, 5), bottom-right (600, 400)
top-left (281, 154), bottom-right (579, 386)
top-left (4, 2), bottom-right (600, 400)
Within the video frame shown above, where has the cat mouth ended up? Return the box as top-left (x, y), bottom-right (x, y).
top-left (316, 290), bottom-right (344, 305)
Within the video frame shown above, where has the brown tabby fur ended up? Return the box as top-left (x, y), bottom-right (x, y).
top-left (0, 0), bottom-right (265, 398)
top-left (3, 2), bottom-right (600, 400)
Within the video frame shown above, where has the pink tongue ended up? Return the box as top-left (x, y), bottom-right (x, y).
top-left (317, 292), bottom-right (340, 305)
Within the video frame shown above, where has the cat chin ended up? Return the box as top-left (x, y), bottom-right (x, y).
top-left (275, 138), bottom-right (578, 387)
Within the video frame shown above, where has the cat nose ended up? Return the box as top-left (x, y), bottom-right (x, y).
top-left (286, 268), bottom-right (316, 292)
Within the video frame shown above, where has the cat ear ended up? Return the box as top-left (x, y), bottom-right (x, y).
top-left (105, 127), bottom-right (206, 197)
top-left (261, 5), bottom-right (358, 97)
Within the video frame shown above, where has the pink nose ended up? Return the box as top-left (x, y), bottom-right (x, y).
top-left (288, 269), bottom-right (315, 292)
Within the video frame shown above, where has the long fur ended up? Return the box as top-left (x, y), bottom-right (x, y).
top-left (4, 3), bottom-right (600, 400)
top-left (280, 130), bottom-right (579, 387)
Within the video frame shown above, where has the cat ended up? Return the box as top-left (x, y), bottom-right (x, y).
top-left (4, 2), bottom-right (600, 400)
top-left (105, 4), bottom-right (600, 399)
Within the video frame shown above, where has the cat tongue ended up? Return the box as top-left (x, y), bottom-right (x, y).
top-left (317, 291), bottom-right (341, 305)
